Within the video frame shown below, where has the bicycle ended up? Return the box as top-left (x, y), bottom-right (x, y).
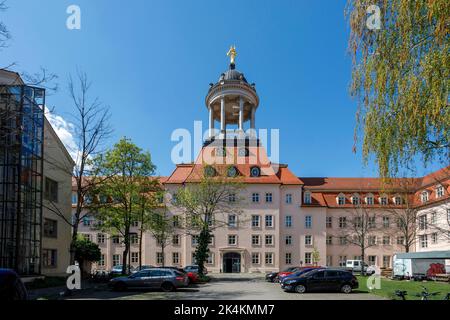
top-left (394, 286), bottom-right (450, 300)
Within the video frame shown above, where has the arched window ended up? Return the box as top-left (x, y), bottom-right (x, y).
top-left (351, 193), bottom-right (361, 205)
top-left (365, 193), bottom-right (374, 205)
top-left (336, 193), bottom-right (345, 205)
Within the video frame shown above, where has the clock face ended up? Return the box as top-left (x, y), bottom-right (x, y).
top-left (238, 147), bottom-right (249, 157)
top-left (250, 166), bottom-right (260, 177)
top-left (227, 166), bottom-right (237, 177)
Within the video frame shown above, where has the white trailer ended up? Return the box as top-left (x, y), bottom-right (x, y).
top-left (393, 251), bottom-right (450, 280)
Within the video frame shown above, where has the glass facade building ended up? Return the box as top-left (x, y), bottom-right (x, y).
top-left (0, 85), bottom-right (45, 275)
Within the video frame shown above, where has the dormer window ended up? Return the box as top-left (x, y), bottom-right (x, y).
top-left (337, 193), bottom-right (345, 205)
top-left (250, 166), bottom-right (260, 177)
top-left (436, 185), bottom-right (444, 198)
top-left (351, 193), bottom-right (361, 205)
top-left (394, 195), bottom-right (402, 205)
top-left (421, 191), bottom-right (429, 203)
top-left (379, 195), bottom-right (388, 206)
top-left (365, 194), bottom-right (374, 205)
top-left (304, 191), bottom-right (311, 204)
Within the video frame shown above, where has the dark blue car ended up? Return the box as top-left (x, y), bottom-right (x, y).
top-left (279, 267), bottom-right (323, 284)
top-left (0, 269), bottom-right (28, 300)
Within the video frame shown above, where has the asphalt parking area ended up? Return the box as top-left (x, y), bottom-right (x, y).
top-left (65, 274), bottom-right (385, 300)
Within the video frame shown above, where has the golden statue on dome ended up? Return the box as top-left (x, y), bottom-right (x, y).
top-left (227, 45), bottom-right (237, 64)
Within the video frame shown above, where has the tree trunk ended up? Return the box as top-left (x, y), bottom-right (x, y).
top-left (161, 244), bottom-right (165, 267)
top-left (361, 247), bottom-right (365, 276)
top-left (122, 231), bottom-right (129, 275)
top-left (139, 226), bottom-right (143, 269)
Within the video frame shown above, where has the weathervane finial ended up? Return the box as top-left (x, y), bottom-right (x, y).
top-left (227, 45), bottom-right (237, 65)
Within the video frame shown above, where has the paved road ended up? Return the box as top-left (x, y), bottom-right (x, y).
top-left (63, 273), bottom-right (385, 300)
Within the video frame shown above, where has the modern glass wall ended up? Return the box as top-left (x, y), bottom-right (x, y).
top-left (0, 85), bottom-right (45, 275)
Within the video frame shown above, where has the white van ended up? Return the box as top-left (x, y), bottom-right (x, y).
top-left (346, 260), bottom-right (369, 273)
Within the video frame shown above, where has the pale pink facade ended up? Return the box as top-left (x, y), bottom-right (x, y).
top-left (74, 56), bottom-right (450, 273)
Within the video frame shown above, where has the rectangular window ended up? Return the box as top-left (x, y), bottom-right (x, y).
top-left (326, 235), bottom-right (332, 245)
top-left (157, 252), bottom-right (164, 264)
top-left (421, 192), bottom-right (429, 203)
top-left (252, 253), bottom-right (260, 264)
top-left (368, 236), bottom-right (377, 246)
top-left (192, 235), bottom-right (199, 246)
top-left (173, 215), bottom-right (180, 228)
top-left (285, 253), bottom-right (292, 264)
top-left (396, 236), bottom-right (405, 245)
top-left (265, 235), bottom-right (274, 246)
top-left (131, 220), bottom-right (139, 227)
top-left (304, 192), bottom-right (311, 204)
top-left (252, 235), bottom-right (260, 246)
top-left (326, 256), bottom-right (332, 266)
top-left (305, 216), bottom-right (312, 229)
top-left (394, 197), bottom-right (402, 205)
top-left (285, 194), bottom-right (292, 204)
top-left (82, 233), bottom-right (91, 242)
top-left (206, 253), bottom-right (214, 265)
top-left (338, 195), bottom-right (345, 205)
top-left (383, 256), bottom-right (391, 268)
top-left (112, 236), bottom-right (120, 244)
top-left (305, 235), bottom-right (312, 246)
top-left (98, 254), bottom-right (105, 267)
top-left (285, 216), bottom-right (292, 227)
top-left (112, 254), bottom-right (121, 266)
top-left (382, 216), bottom-right (390, 228)
top-left (339, 217), bottom-right (347, 228)
top-left (285, 235), bottom-right (292, 245)
top-left (228, 214), bottom-right (237, 228)
top-left (380, 197), bottom-right (388, 206)
top-left (173, 252), bottom-right (180, 265)
top-left (228, 235), bottom-right (237, 246)
top-left (97, 233), bottom-right (105, 244)
top-left (369, 216), bottom-right (376, 229)
top-left (304, 252), bottom-right (312, 264)
top-left (191, 253), bottom-right (197, 264)
top-left (436, 186), bottom-right (444, 198)
top-left (326, 217), bottom-right (332, 228)
top-left (71, 193), bottom-right (77, 205)
top-left (172, 234), bottom-right (180, 245)
top-left (368, 255), bottom-right (376, 266)
top-left (131, 252), bottom-right (139, 263)
top-left (251, 215), bottom-right (260, 228)
top-left (339, 236), bottom-right (347, 245)
top-left (419, 215), bottom-right (428, 230)
top-left (42, 249), bottom-right (57, 267)
top-left (228, 193), bottom-right (236, 202)
top-left (265, 253), bottom-right (274, 265)
top-left (43, 219), bottom-right (57, 238)
top-left (44, 177), bottom-right (58, 202)
top-left (431, 212), bottom-right (437, 225)
top-left (366, 197), bottom-right (374, 205)
top-left (431, 232), bottom-right (438, 244)
top-left (208, 235), bottom-right (214, 246)
top-left (265, 215), bottom-right (273, 228)
top-left (265, 193), bottom-right (273, 203)
top-left (419, 235), bottom-right (428, 248)
top-left (382, 236), bottom-right (391, 245)
top-left (82, 216), bottom-right (92, 226)
top-left (130, 234), bottom-right (139, 244)
top-left (252, 193), bottom-right (260, 203)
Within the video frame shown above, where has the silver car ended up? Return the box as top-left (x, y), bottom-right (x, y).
top-left (110, 268), bottom-right (188, 292)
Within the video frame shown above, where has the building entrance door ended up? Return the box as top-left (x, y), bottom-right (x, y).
top-left (223, 252), bottom-right (241, 273)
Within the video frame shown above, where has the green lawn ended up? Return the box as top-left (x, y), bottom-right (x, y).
top-left (357, 276), bottom-right (450, 300)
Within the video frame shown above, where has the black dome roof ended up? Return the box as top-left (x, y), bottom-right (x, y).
top-left (219, 63), bottom-right (248, 83)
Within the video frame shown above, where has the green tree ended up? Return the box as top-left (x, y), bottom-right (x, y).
top-left (312, 245), bottom-right (320, 266)
top-left (347, 0), bottom-right (449, 178)
top-left (91, 137), bottom-right (156, 275)
top-left (73, 236), bottom-right (101, 276)
top-left (173, 166), bottom-right (243, 275)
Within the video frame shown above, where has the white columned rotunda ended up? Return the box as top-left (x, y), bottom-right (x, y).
top-left (205, 46), bottom-right (260, 141)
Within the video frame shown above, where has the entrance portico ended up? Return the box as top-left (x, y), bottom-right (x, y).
top-left (219, 248), bottom-right (246, 273)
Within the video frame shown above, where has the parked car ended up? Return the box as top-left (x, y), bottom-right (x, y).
top-left (281, 269), bottom-right (358, 294)
top-left (0, 269), bottom-right (28, 300)
top-left (186, 271), bottom-right (199, 284)
top-left (276, 267), bottom-right (302, 282)
top-left (184, 265), bottom-right (207, 275)
top-left (109, 268), bottom-right (188, 292)
top-left (131, 265), bottom-right (155, 273)
top-left (110, 265), bottom-right (133, 276)
top-left (280, 267), bottom-right (325, 284)
top-left (265, 271), bottom-right (280, 282)
top-left (345, 260), bottom-right (369, 273)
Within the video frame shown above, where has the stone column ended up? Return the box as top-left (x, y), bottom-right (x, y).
top-left (208, 105), bottom-right (214, 138)
top-left (238, 96), bottom-right (244, 131)
top-left (250, 106), bottom-right (255, 130)
top-left (220, 96), bottom-right (225, 133)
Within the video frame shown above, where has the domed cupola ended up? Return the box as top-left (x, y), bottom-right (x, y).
top-left (205, 46), bottom-right (260, 140)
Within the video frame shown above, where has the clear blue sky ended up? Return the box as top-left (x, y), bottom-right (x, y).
top-left (1, 0), bottom-right (441, 178)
